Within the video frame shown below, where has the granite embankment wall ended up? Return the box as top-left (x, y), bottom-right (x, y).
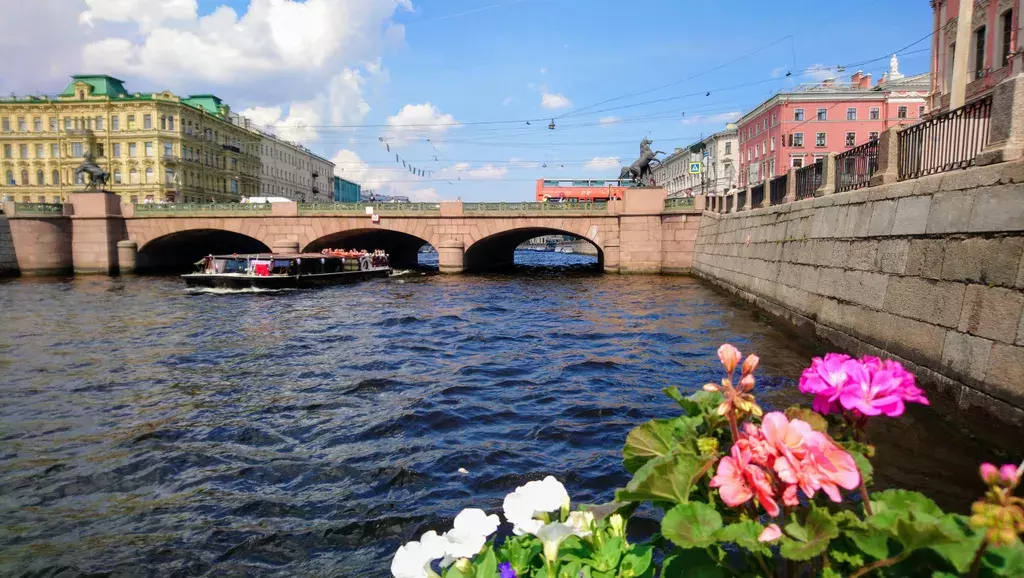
top-left (691, 160), bottom-right (1024, 431)
top-left (0, 217), bottom-right (19, 276)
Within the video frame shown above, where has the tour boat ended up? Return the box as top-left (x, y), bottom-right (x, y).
top-left (182, 249), bottom-right (391, 290)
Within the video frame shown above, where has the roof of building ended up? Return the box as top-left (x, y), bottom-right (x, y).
top-left (655, 125), bottom-right (738, 167)
top-left (334, 176), bottom-right (361, 186)
top-left (182, 94), bottom-right (227, 116)
top-left (60, 75), bottom-right (129, 97)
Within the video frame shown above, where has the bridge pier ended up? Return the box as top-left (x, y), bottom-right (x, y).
top-left (603, 240), bottom-right (620, 274)
top-left (4, 204), bottom-right (73, 275)
top-left (117, 241), bottom-right (138, 274)
top-left (438, 239), bottom-right (465, 274)
top-left (69, 192), bottom-right (124, 275)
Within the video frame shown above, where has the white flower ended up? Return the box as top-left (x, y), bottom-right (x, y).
top-left (443, 508), bottom-right (500, 560)
top-left (502, 476), bottom-right (571, 536)
top-left (536, 522), bottom-right (575, 563)
top-left (566, 511), bottom-right (594, 538)
top-left (391, 530), bottom-right (446, 578)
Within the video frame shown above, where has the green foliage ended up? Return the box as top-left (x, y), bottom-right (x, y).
top-left (780, 506), bottom-right (841, 561)
top-left (716, 520), bottom-right (772, 556)
top-left (621, 416), bottom-right (701, 473)
top-left (662, 502), bottom-right (723, 549)
top-left (785, 406), bottom-right (829, 433)
top-left (614, 453), bottom-right (713, 505)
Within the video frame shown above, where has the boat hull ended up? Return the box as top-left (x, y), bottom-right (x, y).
top-left (182, 268), bottom-right (390, 290)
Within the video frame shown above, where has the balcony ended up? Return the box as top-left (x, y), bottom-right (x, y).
top-left (64, 128), bottom-right (93, 137)
top-left (222, 144), bottom-right (241, 153)
top-left (163, 154), bottom-right (179, 163)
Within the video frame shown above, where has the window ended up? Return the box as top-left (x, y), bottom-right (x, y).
top-left (75, 171), bottom-right (84, 185)
top-left (160, 116), bottom-right (167, 130)
top-left (747, 149), bottom-right (751, 161)
top-left (817, 108), bottom-right (827, 121)
top-left (112, 115), bottom-right (119, 131)
top-left (770, 136), bottom-right (776, 151)
top-left (869, 131), bottom-right (879, 141)
top-left (792, 157), bottom-right (804, 168)
top-left (793, 133), bottom-right (804, 147)
top-left (51, 143), bottom-right (58, 157)
top-left (17, 117), bottom-right (26, 131)
top-left (33, 117), bottom-right (41, 131)
top-left (20, 170), bottom-right (28, 184)
top-left (974, 26), bottom-right (987, 78)
top-left (897, 106), bottom-right (908, 119)
top-left (763, 119), bottom-right (768, 130)
top-left (52, 170), bottom-right (59, 185)
top-left (4, 170), bottom-right (11, 185)
top-left (869, 107), bottom-right (880, 120)
top-left (71, 142), bottom-right (83, 157)
top-left (114, 169), bottom-right (122, 184)
top-left (1001, 10), bottom-right (1013, 68)
top-left (755, 144), bottom-right (760, 156)
top-left (816, 132), bottom-right (826, 147)
top-left (35, 144), bottom-right (43, 158)
top-left (145, 142), bottom-right (153, 157)
top-left (230, 158), bottom-right (237, 170)
top-left (130, 195), bottom-right (137, 204)
top-left (113, 143), bottom-right (121, 157)
top-left (771, 112), bottom-right (777, 126)
top-left (127, 114), bottom-right (135, 129)
top-left (164, 143), bottom-right (173, 157)
top-left (846, 132), bottom-right (856, 147)
top-left (96, 116), bottom-right (104, 131)
top-left (918, 106), bottom-right (925, 117)
top-left (2, 144), bottom-right (9, 158)
top-left (19, 144), bottom-right (28, 158)
top-left (95, 143), bottom-right (104, 157)
top-left (129, 168), bottom-right (138, 184)
top-left (231, 179), bottom-right (238, 194)
top-left (143, 114), bottom-right (152, 129)
top-left (129, 143), bottom-right (137, 157)
top-left (145, 167), bottom-right (154, 183)
top-left (49, 117), bottom-right (57, 131)
top-left (168, 116), bottom-right (175, 131)
top-left (846, 108), bottom-right (857, 120)
top-left (64, 118), bottom-right (72, 130)
top-left (165, 168), bottom-right (174, 184)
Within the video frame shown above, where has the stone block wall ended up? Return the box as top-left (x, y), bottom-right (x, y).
top-left (0, 217), bottom-right (18, 276)
top-left (661, 214), bottom-right (700, 274)
top-left (691, 160), bottom-right (1024, 429)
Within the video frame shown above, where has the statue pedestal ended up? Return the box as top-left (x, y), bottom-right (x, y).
top-left (68, 191), bottom-right (125, 275)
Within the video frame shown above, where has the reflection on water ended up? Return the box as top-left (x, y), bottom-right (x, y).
top-left (0, 254), bottom-right (998, 576)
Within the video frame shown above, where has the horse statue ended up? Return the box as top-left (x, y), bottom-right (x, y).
top-left (618, 137), bottom-right (665, 186)
top-left (73, 152), bottom-right (109, 190)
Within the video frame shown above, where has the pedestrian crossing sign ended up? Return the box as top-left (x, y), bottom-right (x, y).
top-left (689, 162), bottom-right (702, 174)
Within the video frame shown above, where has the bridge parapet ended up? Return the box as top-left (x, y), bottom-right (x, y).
top-left (662, 197), bottom-right (702, 213)
top-left (297, 202), bottom-right (442, 216)
top-left (131, 202), bottom-right (272, 218)
top-left (5, 202), bottom-right (70, 217)
top-left (463, 201), bottom-right (609, 215)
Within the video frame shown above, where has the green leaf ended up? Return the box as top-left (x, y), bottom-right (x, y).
top-left (662, 386), bottom-right (690, 410)
top-left (661, 502), bottom-right (723, 549)
top-left (444, 566), bottom-right (468, 578)
top-left (615, 453), bottom-right (713, 505)
top-left (474, 549), bottom-right (498, 578)
top-left (983, 543), bottom-right (1024, 577)
top-left (661, 550), bottom-right (727, 578)
top-left (834, 510), bottom-right (889, 560)
top-left (822, 569), bottom-right (844, 578)
top-left (621, 419), bottom-right (677, 474)
top-left (619, 544), bottom-right (653, 578)
top-left (784, 406), bottom-right (829, 433)
top-left (716, 520), bottom-right (770, 555)
top-left (930, 573), bottom-right (960, 578)
top-left (589, 536), bottom-right (623, 572)
top-left (929, 515), bottom-right (984, 573)
top-left (868, 490), bottom-right (962, 552)
top-left (780, 507), bottom-right (840, 561)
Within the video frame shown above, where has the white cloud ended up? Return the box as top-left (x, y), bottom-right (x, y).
top-left (680, 111), bottom-right (742, 126)
top-left (599, 116), bottom-right (620, 126)
top-left (330, 148), bottom-right (440, 201)
top-left (539, 67), bottom-right (547, 74)
top-left (385, 102), bottom-right (458, 146)
top-left (436, 163), bottom-right (508, 180)
top-left (541, 92), bottom-right (571, 110)
top-left (409, 188), bottom-right (439, 202)
top-left (80, 0), bottom-right (197, 32)
top-left (502, 96), bottom-right (513, 106)
top-left (803, 64), bottom-right (835, 82)
top-left (509, 157), bottom-right (539, 169)
top-left (583, 157), bottom-right (621, 172)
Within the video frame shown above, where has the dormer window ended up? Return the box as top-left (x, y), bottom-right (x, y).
top-left (79, 90), bottom-right (85, 100)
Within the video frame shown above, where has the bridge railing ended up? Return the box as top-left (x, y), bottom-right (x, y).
top-left (663, 197), bottom-right (696, 212)
top-left (12, 202), bottom-right (64, 216)
top-left (463, 202), bottom-right (608, 213)
top-left (133, 203), bottom-right (272, 216)
top-left (298, 202), bottom-right (442, 215)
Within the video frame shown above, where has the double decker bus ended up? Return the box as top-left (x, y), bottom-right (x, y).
top-left (535, 178), bottom-right (637, 203)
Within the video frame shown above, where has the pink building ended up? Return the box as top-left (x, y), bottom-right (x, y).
top-left (930, 0), bottom-right (1021, 111)
top-left (736, 65), bottom-right (930, 187)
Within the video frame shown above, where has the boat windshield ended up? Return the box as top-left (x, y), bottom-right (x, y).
top-left (224, 259), bottom-right (248, 273)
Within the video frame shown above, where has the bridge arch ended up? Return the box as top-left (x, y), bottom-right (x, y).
top-left (463, 227), bottom-right (604, 273)
top-left (136, 229), bottom-right (271, 273)
top-left (304, 228), bottom-right (435, 269)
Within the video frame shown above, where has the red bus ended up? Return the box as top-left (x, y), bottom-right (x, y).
top-left (535, 178), bottom-right (637, 203)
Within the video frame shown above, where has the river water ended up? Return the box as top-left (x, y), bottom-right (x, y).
top-left (0, 252), bottom-right (998, 577)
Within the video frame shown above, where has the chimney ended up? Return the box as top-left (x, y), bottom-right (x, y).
top-left (822, 77), bottom-right (835, 87)
top-left (877, 75), bottom-right (886, 87)
top-left (860, 73), bottom-right (872, 89)
top-left (851, 71), bottom-right (862, 85)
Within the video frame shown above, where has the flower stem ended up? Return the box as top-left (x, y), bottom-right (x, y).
top-left (968, 538), bottom-right (989, 578)
top-left (847, 552), bottom-right (909, 578)
top-left (754, 552), bottom-right (774, 578)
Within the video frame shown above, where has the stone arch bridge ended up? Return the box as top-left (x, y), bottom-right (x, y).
top-left (4, 192), bottom-right (703, 275)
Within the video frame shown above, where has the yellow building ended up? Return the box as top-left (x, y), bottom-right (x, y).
top-left (0, 75), bottom-right (261, 204)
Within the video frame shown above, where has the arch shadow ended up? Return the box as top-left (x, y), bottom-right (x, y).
top-left (304, 229), bottom-right (434, 269)
top-left (464, 227), bottom-right (604, 273)
top-left (137, 229), bottom-right (270, 273)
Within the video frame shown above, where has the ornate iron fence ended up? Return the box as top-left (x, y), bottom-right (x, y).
top-left (13, 202), bottom-right (63, 215)
top-left (135, 203), bottom-right (271, 214)
top-left (769, 174), bottom-right (788, 206)
top-left (750, 184), bottom-right (765, 208)
top-left (795, 161), bottom-right (822, 200)
top-left (375, 202), bottom-right (441, 212)
top-left (736, 189), bottom-right (747, 212)
top-left (463, 202), bottom-right (608, 213)
top-left (898, 94), bottom-right (993, 180)
top-left (663, 197), bottom-right (696, 211)
top-left (298, 202), bottom-right (365, 213)
top-left (835, 139), bottom-right (879, 192)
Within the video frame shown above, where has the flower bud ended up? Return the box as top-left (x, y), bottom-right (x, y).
top-left (609, 513), bottom-right (625, 538)
top-left (742, 354), bottom-right (759, 376)
top-left (739, 374), bottom-right (755, 392)
top-left (981, 463), bottom-right (999, 484)
top-left (703, 383), bottom-right (720, 392)
top-left (718, 344), bottom-right (741, 374)
top-left (455, 558), bottom-right (472, 573)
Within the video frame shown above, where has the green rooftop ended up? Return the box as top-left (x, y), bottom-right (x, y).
top-left (60, 75), bottom-right (129, 98)
top-left (182, 94), bottom-right (227, 117)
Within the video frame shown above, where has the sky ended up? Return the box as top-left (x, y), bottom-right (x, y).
top-left (0, 0), bottom-right (935, 202)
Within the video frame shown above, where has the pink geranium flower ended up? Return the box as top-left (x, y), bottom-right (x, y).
top-left (760, 412), bottom-right (860, 503)
top-left (839, 360), bottom-right (905, 417)
top-left (798, 353), bottom-right (852, 414)
top-left (799, 354), bottom-right (929, 417)
top-left (710, 444), bottom-right (780, 516)
top-left (758, 524), bottom-right (782, 543)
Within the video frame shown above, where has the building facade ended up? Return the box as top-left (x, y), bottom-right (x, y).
top-left (735, 63), bottom-right (930, 187)
top-left (255, 131), bottom-right (334, 202)
top-left (0, 75), bottom-right (262, 204)
top-left (651, 125), bottom-right (738, 197)
top-left (930, 0), bottom-right (1020, 111)
top-left (334, 176), bottom-right (361, 202)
